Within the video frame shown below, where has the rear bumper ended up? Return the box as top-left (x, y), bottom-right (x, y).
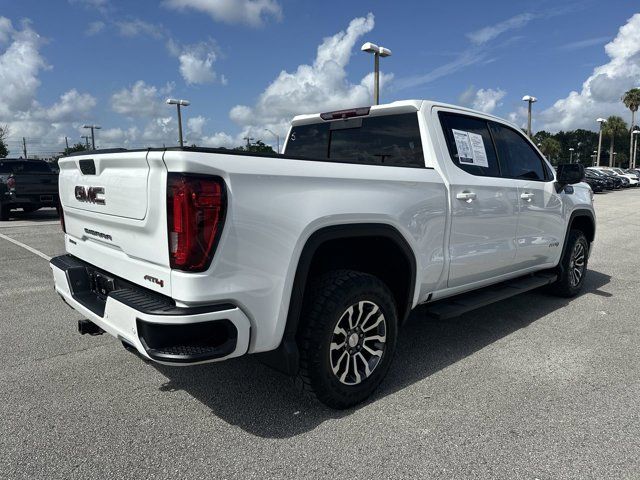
top-left (3, 191), bottom-right (58, 207)
top-left (50, 254), bottom-right (251, 365)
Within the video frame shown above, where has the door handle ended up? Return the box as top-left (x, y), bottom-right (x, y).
top-left (456, 191), bottom-right (477, 203)
top-left (520, 192), bottom-right (535, 202)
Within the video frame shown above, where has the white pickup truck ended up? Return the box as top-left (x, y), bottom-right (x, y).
top-left (51, 100), bottom-right (595, 408)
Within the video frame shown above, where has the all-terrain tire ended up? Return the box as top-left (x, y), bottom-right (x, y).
top-left (549, 229), bottom-right (589, 298)
top-left (296, 270), bottom-right (398, 409)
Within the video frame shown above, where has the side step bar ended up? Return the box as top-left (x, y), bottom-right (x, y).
top-left (424, 272), bottom-right (557, 320)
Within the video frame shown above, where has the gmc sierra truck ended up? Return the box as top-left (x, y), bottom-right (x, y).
top-left (0, 159), bottom-right (59, 220)
top-left (50, 100), bottom-right (595, 408)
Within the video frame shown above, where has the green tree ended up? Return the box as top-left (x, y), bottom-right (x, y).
top-left (539, 137), bottom-right (561, 163)
top-left (622, 87), bottom-right (640, 162)
top-left (63, 143), bottom-right (87, 156)
top-left (602, 115), bottom-right (627, 167)
top-left (234, 139), bottom-right (275, 154)
top-left (0, 124), bottom-right (10, 158)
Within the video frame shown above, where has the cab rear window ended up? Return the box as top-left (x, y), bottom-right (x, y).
top-left (285, 113), bottom-right (425, 168)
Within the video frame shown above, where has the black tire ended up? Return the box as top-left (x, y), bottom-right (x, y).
top-left (296, 270), bottom-right (398, 409)
top-left (0, 203), bottom-right (9, 221)
top-left (549, 230), bottom-right (589, 297)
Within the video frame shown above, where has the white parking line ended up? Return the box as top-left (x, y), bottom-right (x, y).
top-left (0, 232), bottom-right (52, 261)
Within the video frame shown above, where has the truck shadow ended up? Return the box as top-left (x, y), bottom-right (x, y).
top-left (152, 269), bottom-right (611, 439)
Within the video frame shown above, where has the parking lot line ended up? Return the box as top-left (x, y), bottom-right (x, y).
top-left (0, 232), bottom-right (52, 261)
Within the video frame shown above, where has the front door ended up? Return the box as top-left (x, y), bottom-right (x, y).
top-left (489, 122), bottom-right (564, 269)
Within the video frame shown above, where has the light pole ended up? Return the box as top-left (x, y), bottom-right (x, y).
top-left (361, 42), bottom-right (392, 105)
top-left (569, 147), bottom-right (574, 163)
top-left (596, 118), bottom-right (606, 167)
top-left (82, 124), bottom-right (101, 150)
top-left (265, 129), bottom-right (280, 153)
top-left (522, 95), bottom-right (537, 138)
top-left (613, 152), bottom-right (617, 167)
top-left (81, 135), bottom-right (90, 149)
top-left (591, 150), bottom-right (597, 166)
top-left (632, 130), bottom-right (640, 169)
top-left (166, 98), bottom-right (190, 147)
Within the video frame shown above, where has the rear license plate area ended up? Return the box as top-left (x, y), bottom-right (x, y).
top-left (40, 195), bottom-right (53, 202)
top-left (89, 270), bottom-right (116, 299)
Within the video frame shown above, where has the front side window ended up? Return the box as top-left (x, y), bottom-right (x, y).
top-left (438, 112), bottom-right (501, 177)
top-left (490, 123), bottom-right (547, 181)
top-left (285, 113), bottom-right (424, 167)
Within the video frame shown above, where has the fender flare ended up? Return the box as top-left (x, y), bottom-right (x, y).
top-left (259, 223), bottom-right (417, 375)
top-left (559, 209), bottom-right (596, 263)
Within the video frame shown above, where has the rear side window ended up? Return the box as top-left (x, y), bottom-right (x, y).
top-left (490, 123), bottom-right (546, 181)
top-left (438, 112), bottom-right (501, 177)
top-left (285, 113), bottom-right (424, 167)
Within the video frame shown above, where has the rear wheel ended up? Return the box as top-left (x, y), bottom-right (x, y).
top-left (297, 270), bottom-right (398, 409)
top-left (549, 230), bottom-right (589, 297)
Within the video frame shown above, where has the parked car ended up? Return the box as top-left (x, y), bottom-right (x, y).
top-left (50, 100), bottom-right (595, 408)
top-left (608, 167), bottom-right (639, 187)
top-left (0, 159), bottom-right (59, 220)
top-left (584, 170), bottom-right (606, 192)
top-left (588, 167), bottom-right (624, 189)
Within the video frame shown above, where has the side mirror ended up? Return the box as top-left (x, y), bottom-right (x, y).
top-left (556, 163), bottom-right (585, 186)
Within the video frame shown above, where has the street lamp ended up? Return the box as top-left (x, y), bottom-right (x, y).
top-left (596, 118), bottom-right (606, 167)
top-left (569, 147), bottom-right (574, 163)
top-left (522, 95), bottom-right (537, 138)
top-left (82, 124), bottom-right (101, 150)
top-left (166, 98), bottom-right (190, 147)
top-left (265, 129), bottom-right (280, 153)
top-left (591, 150), bottom-right (597, 166)
top-left (632, 130), bottom-right (640, 169)
top-left (361, 42), bottom-right (392, 105)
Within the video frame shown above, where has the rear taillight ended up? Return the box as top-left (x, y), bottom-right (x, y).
top-left (6, 176), bottom-right (15, 190)
top-left (167, 173), bottom-right (226, 272)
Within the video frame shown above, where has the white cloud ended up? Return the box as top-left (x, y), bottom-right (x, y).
top-left (559, 36), bottom-right (610, 51)
top-left (44, 89), bottom-right (97, 122)
top-left (85, 21), bottom-right (105, 36)
top-left (0, 18), bottom-right (97, 156)
top-left (0, 18), bottom-right (47, 117)
top-left (68, 0), bottom-right (110, 14)
top-left (228, 13), bottom-right (383, 140)
top-left (167, 39), bottom-right (221, 85)
top-left (539, 13), bottom-right (640, 132)
top-left (163, 0), bottom-right (282, 27)
top-left (459, 86), bottom-right (506, 113)
top-left (111, 80), bottom-right (173, 117)
top-left (116, 19), bottom-right (165, 39)
top-left (467, 13), bottom-right (535, 45)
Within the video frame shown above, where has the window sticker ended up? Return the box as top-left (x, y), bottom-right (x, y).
top-left (451, 129), bottom-right (489, 167)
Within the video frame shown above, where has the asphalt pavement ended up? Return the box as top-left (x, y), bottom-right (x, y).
top-left (0, 192), bottom-right (639, 479)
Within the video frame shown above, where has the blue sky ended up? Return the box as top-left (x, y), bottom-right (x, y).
top-left (0, 0), bottom-right (638, 156)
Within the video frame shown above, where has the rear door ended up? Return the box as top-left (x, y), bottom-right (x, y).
top-left (437, 111), bottom-right (519, 288)
top-left (489, 122), bottom-right (564, 268)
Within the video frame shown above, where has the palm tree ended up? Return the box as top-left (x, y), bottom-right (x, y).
top-left (540, 137), bottom-right (561, 163)
top-left (622, 88), bottom-right (640, 163)
top-left (602, 116), bottom-right (627, 166)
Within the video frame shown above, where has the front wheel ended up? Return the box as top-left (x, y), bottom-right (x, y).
top-left (549, 230), bottom-right (589, 297)
top-left (297, 270), bottom-right (398, 409)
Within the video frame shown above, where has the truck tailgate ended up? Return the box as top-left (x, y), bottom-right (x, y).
top-left (58, 151), bottom-right (172, 296)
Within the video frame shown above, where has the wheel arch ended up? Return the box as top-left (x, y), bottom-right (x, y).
top-left (258, 223), bottom-right (417, 375)
top-left (561, 209), bottom-right (595, 260)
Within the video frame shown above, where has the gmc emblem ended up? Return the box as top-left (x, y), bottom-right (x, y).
top-left (75, 186), bottom-right (106, 205)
